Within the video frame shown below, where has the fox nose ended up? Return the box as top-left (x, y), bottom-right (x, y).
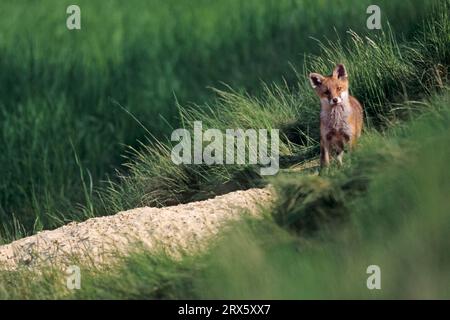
top-left (332, 97), bottom-right (339, 104)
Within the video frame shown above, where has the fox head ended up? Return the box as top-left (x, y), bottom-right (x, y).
top-left (309, 64), bottom-right (349, 107)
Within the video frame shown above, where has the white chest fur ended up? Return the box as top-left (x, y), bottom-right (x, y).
top-left (320, 102), bottom-right (353, 139)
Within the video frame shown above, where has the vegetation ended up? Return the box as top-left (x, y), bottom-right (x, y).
top-left (98, 0), bottom-right (448, 216)
top-left (0, 0), bottom-right (449, 299)
top-left (0, 0), bottom-right (437, 240)
top-left (1, 89), bottom-right (449, 299)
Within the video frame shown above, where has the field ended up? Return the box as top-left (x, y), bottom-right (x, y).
top-left (0, 0), bottom-right (449, 299)
top-left (0, 0), bottom-right (437, 239)
top-left (1, 89), bottom-right (449, 299)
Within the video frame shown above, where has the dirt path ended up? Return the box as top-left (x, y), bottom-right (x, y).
top-left (0, 187), bottom-right (275, 270)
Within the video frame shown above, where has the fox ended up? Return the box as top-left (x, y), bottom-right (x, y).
top-left (309, 64), bottom-right (363, 168)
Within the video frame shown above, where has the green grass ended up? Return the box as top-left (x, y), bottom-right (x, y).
top-left (0, 0), bottom-right (438, 240)
top-left (201, 90), bottom-right (450, 299)
top-left (98, 0), bottom-right (449, 216)
top-left (0, 1), bottom-right (448, 298)
top-left (1, 89), bottom-right (449, 299)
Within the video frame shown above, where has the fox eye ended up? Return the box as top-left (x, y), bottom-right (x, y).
top-left (324, 89), bottom-right (330, 95)
top-left (337, 86), bottom-right (342, 91)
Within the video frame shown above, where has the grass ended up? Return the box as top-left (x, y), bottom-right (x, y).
top-left (0, 0), bottom-right (448, 300)
top-left (0, 0), bottom-right (437, 240)
top-left (1, 89), bottom-right (449, 299)
top-left (98, 0), bottom-right (449, 216)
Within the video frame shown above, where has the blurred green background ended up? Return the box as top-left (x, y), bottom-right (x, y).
top-left (0, 0), bottom-right (435, 238)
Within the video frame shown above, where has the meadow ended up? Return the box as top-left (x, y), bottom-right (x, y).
top-left (0, 0), bottom-right (448, 299)
top-left (1, 89), bottom-right (449, 299)
top-left (0, 0), bottom-right (436, 240)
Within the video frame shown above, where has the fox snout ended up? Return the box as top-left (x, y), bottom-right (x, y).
top-left (331, 96), bottom-right (342, 105)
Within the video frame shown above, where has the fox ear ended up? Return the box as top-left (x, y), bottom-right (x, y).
top-left (333, 64), bottom-right (348, 80)
top-left (309, 73), bottom-right (324, 89)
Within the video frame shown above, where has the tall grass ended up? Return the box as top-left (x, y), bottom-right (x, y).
top-left (0, 1), bottom-right (448, 299)
top-left (1, 89), bottom-right (449, 299)
top-left (99, 0), bottom-right (449, 216)
top-left (0, 0), bottom-right (437, 239)
top-left (213, 89), bottom-right (450, 299)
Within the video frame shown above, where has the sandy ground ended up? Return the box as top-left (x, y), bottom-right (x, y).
top-left (0, 187), bottom-right (274, 270)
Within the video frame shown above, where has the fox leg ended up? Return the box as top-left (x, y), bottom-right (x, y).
top-left (320, 140), bottom-right (330, 168)
top-left (349, 136), bottom-right (358, 152)
top-left (336, 152), bottom-right (344, 166)
top-left (336, 145), bottom-right (344, 166)
top-left (336, 139), bottom-right (345, 166)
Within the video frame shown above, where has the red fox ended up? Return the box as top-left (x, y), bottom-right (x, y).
top-left (309, 64), bottom-right (363, 167)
